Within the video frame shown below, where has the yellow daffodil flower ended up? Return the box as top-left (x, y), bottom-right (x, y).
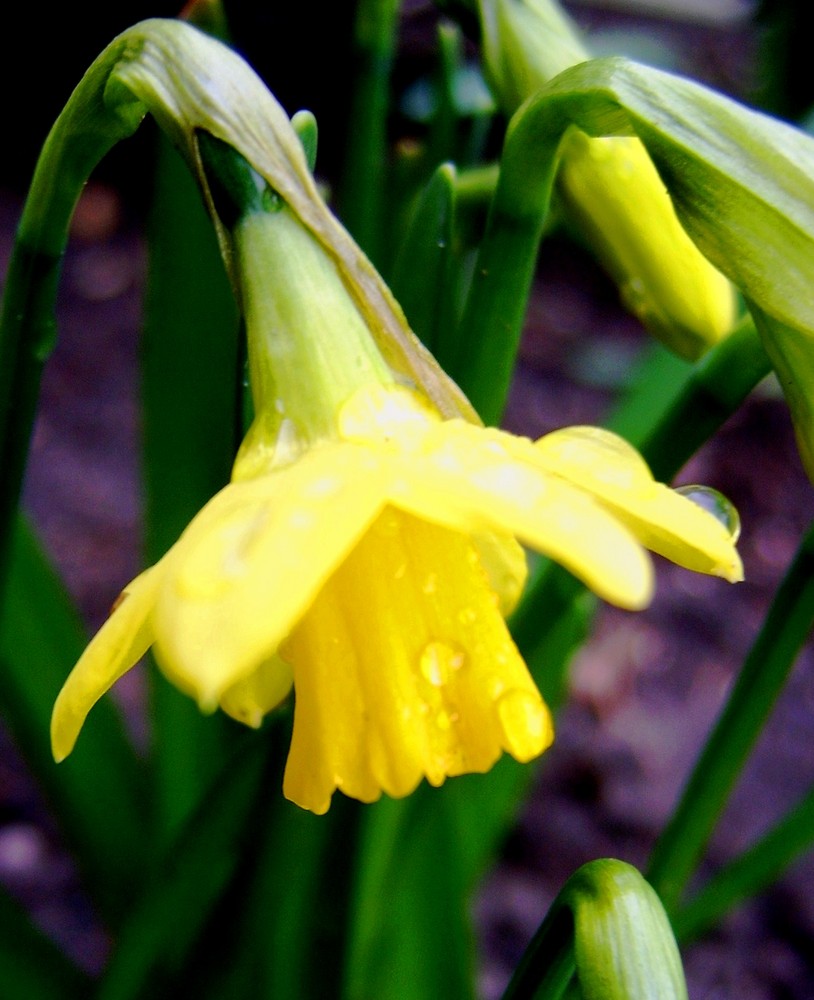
top-left (51, 200), bottom-right (741, 815)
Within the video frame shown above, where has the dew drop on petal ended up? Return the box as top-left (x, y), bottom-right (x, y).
top-left (496, 689), bottom-right (550, 761)
top-left (436, 710), bottom-right (451, 731)
top-left (675, 485), bottom-right (741, 541)
top-left (458, 607), bottom-right (477, 626)
top-left (422, 572), bottom-right (438, 595)
top-left (304, 475), bottom-right (342, 499)
top-left (419, 641), bottom-right (466, 686)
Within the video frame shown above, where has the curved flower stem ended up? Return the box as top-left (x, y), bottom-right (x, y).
top-left (0, 38), bottom-right (142, 578)
top-left (647, 520), bottom-right (814, 913)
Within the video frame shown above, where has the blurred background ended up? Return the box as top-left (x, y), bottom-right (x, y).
top-left (1, 1), bottom-right (813, 996)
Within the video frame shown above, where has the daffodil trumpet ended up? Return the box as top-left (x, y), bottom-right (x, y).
top-left (51, 141), bottom-right (741, 816)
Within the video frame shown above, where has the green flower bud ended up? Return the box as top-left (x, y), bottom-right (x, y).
top-left (507, 858), bottom-right (688, 999)
top-left (568, 860), bottom-right (687, 1000)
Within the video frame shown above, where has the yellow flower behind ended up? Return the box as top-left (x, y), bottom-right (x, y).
top-left (52, 383), bottom-right (741, 815)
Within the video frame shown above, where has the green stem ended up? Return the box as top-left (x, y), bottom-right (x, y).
top-left (673, 783), bottom-right (814, 942)
top-left (142, 131), bottom-right (241, 845)
top-left (338, 0), bottom-right (401, 261)
top-left (0, 36), bottom-right (143, 580)
top-left (501, 894), bottom-right (576, 1000)
top-left (454, 106), bottom-right (561, 423)
top-left (613, 313), bottom-right (771, 478)
top-left (647, 520), bottom-right (814, 912)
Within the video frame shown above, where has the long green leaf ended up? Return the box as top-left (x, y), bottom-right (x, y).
top-left (142, 130), bottom-right (240, 845)
top-left (390, 163), bottom-right (461, 368)
top-left (0, 516), bottom-right (145, 924)
top-left (0, 885), bottom-right (90, 998)
top-left (346, 791), bottom-right (476, 1000)
top-left (673, 783), bottom-right (814, 942)
top-left (647, 520), bottom-right (814, 912)
top-left (338, 0), bottom-right (401, 261)
top-left (95, 730), bottom-right (272, 1000)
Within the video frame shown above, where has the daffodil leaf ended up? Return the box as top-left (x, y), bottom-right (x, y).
top-left (673, 783), bottom-right (814, 944)
top-left (390, 163), bottom-right (461, 367)
top-left (346, 792), bottom-right (476, 1000)
top-left (142, 131), bottom-right (240, 841)
top-left (647, 518), bottom-right (814, 913)
top-left (94, 730), bottom-right (273, 1000)
top-left (0, 886), bottom-right (89, 998)
top-left (337, 0), bottom-right (401, 261)
top-left (0, 515), bottom-right (146, 924)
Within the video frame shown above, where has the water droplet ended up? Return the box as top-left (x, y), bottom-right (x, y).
top-left (289, 509), bottom-right (314, 530)
top-left (422, 573), bottom-right (438, 595)
top-left (496, 689), bottom-right (550, 761)
top-left (419, 641), bottom-right (466, 686)
top-left (109, 589), bottom-right (129, 616)
top-left (458, 607), bottom-right (477, 626)
top-left (394, 562), bottom-right (407, 580)
top-left (675, 485), bottom-right (740, 541)
top-left (436, 710), bottom-right (451, 731)
top-left (487, 676), bottom-right (506, 699)
top-left (304, 475), bottom-right (341, 498)
top-left (621, 276), bottom-right (648, 315)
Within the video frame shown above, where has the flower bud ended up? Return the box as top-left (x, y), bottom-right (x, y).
top-left (477, 0), bottom-right (737, 358)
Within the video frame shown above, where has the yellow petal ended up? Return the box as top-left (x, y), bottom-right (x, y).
top-left (152, 444), bottom-right (390, 708)
top-left (471, 530), bottom-right (528, 616)
top-left (386, 421), bottom-right (654, 610)
top-left (219, 654), bottom-right (294, 728)
top-left (532, 426), bottom-right (743, 582)
top-left (282, 508), bottom-right (553, 814)
top-left (51, 565), bottom-right (162, 762)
